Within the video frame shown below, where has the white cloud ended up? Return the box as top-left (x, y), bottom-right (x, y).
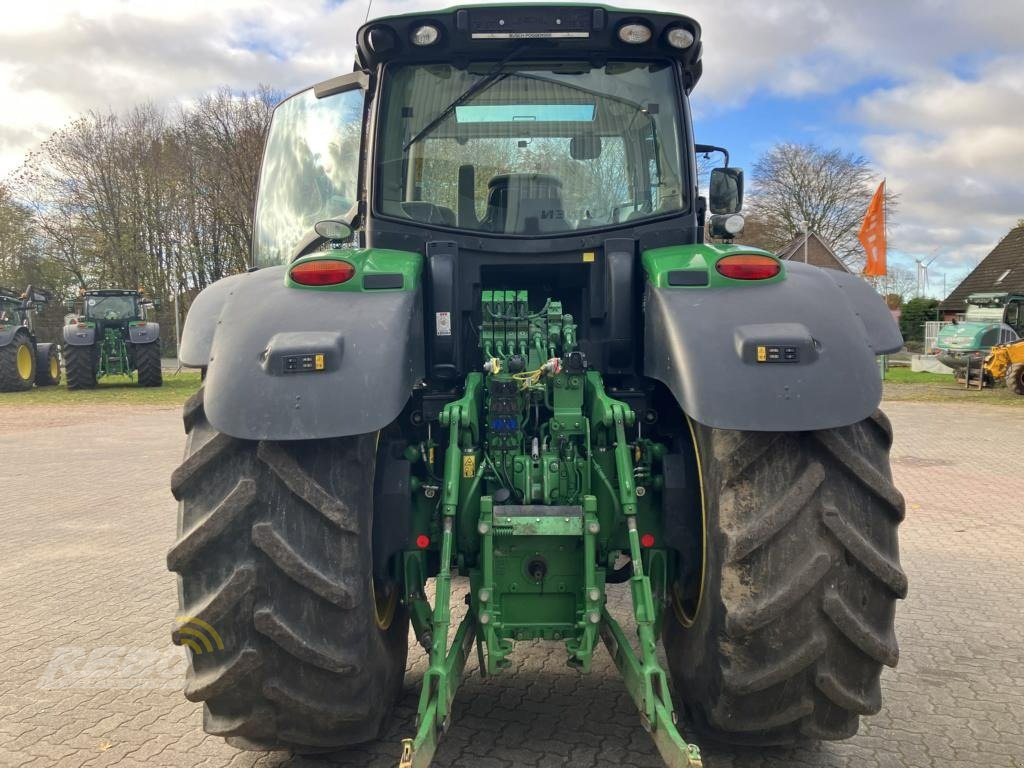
top-left (858, 56), bottom-right (1024, 267)
top-left (0, 0), bottom-right (365, 174)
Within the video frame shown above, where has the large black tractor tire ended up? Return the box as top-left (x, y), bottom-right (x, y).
top-left (134, 341), bottom-right (163, 387)
top-left (167, 388), bottom-right (409, 751)
top-left (1007, 363), bottom-right (1024, 395)
top-left (664, 412), bottom-right (907, 745)
top-left (35, 343), bottom-right (61, 386)
top-left (0, 329), bottom-right (36, 391)
top-left (64, 344), bottom-right (98, 389)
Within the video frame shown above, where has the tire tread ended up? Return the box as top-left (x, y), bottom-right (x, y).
top-left (665, 412), bottom-right (906, 744)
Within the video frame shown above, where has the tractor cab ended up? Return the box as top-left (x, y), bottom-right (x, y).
top-left (965, 292), bottom-right (1024, 336)
top-left (251, 8), bottom-right (745, 265)
top-left (74, 289), bottom-right (152, 325)
top-left (936, 292), bottom-right (1023, 369)
top-left (0, 291), bottom-right (21, 325)
top-left (0, 285), bottom-right (49, 326)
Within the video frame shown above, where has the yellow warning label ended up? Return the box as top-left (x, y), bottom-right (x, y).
top-left (314, 353), bottom-right (325, 370)
top-left (462, 454), bottom-right (476, 478)
top-left (582, 251), bottom-right (596, 263)
top-left (756, 346), bottom-right (767, 362)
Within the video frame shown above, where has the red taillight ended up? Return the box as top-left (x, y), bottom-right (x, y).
top-left (640, 533), bottom-right (656, 548)
top-left (415, 534), bottom-right (430, 549)
top-left (716, 254), bottom-right (781, 280)
top-left (289, 258), bottom-right (356, 286)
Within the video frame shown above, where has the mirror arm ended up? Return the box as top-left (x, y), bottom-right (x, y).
top-left (694, 143), bottom-right (730, 167)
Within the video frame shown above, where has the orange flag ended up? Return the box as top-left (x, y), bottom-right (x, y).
top-left (859, 180), bottom-right (887, 277)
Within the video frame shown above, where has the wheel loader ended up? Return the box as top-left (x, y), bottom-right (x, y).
top-left (0, 285), bottom-right (60, 391)
top-left (169, 7), bottom-right (908, 766)
top-left (63, 289), bottom-right (163, 389)
top-left (966, 339), bottom-right (1024, 394)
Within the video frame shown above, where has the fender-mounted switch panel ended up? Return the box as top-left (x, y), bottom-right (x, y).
top-left (283, 353), bottom-right (326, 373)
top-left (756, 345), bottom-right (799, 363)
top-left (262, 331), bottom-right (343, 376)
top-left (734, 323), bottom-right (817, 366)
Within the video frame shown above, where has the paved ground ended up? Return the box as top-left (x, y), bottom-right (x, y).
top-left (0, 400), bottom-right (1022, 768)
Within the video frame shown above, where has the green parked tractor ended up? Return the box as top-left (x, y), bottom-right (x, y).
top-left (0, 285), bottom-right (60, 391)
top-left (169, 7), bottom-right (907, 767)
top-left (63, 289), bottom-right (163, 389)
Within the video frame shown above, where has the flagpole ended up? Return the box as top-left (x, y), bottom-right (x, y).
top-left (881, 178), bottom-right (887, 296)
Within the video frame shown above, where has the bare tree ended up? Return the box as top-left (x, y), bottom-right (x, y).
top-left (747, 142), bottom-right (894, 269)
top-left (6, 86), bottom-right (275, 315)
top-left (882, 267), bottom-right (918, 302)
top-left (0, 183), bottom-right (34, 286)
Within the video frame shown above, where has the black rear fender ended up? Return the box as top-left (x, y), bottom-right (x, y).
top-left (645, 261), bottom-right (902, 432)
top-left (179, 266), bottom-right (424, 441)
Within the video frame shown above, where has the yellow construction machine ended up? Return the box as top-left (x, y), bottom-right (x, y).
top-left (974, 339), bottom-right (1024, 394)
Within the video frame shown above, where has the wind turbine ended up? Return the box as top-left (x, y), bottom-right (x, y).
top-left (916, 251), bottom-right (940, 297)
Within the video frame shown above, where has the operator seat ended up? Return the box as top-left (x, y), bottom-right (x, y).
top-left (483, 173), bottom-right (569, 234)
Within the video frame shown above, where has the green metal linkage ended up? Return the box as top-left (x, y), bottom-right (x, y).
top-left (599, 611), bottom-right (702, 768)
top-left (399, 615), bottom-right (477, 768)
top-left (98, 327), bottom-right (131, 378)
top-left (597, 389), bottom-right (702, 767)
top-left (565, 495), bottom-right (602, 670)
top-left (402, 550), bottom-right (433, 647)
top-left (400, 380), bottom-right (484, 766)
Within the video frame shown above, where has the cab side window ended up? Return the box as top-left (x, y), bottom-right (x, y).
top-left (1005, 301), bottom-right (1022, 333)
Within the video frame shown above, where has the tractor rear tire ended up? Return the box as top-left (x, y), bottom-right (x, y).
top-left (135, 341), bottom-right (163, 387)
top-left (35, 343), bottom-right (61, 386)
top-left (167, 388), bottom-right (408, 751)
top-left (65, 344), bottom-right (97, 389)
top-left (0, 330), bottom-right (36, 391)
top-left (663, 411), bottom-right (907, 745)
top-left (1008, 363), bottom-right (1024, 395)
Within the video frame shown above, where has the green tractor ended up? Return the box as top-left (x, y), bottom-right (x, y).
top-left (170, 7), bottom-right (907, 767)
top-left (0, 285), bottom-right (61, 391)
top-left (63, 288), bottom-right (163, 389)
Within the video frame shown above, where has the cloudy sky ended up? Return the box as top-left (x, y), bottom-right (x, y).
top-left (2, 0), bottom-right (1022, 286)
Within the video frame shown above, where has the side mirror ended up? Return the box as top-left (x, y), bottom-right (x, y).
top-left (314, 219), bottom-right (354, 241)
top-left (570, 136), bottom-right (602, 161)
top-left (709, 167), bottom-right (744, 214)
top-left (151, 298), bottom-right (163, 310)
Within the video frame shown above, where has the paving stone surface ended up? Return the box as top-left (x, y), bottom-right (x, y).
top-left (0, 400), bottom-right (1022, 768)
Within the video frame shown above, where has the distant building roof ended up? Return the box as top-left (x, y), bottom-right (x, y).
top-left (940, 224), bottom-right (1024, 311)
top-left (776, 231), bottom-right (851, 273)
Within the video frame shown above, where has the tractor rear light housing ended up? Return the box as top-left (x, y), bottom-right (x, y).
top-left (715, 254), bottom-right (781, 281)
top-left (618, 22), bottom-right (652, 44)
top-left (665, 27), bottom-right (695, 49)
top-left (289, 258), bottom-right (356, 286)
top-left (411, 24), bottom-right (440, 46)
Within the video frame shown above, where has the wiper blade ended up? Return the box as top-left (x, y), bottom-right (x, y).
top-left (403, 45), bottom-right (528, 152)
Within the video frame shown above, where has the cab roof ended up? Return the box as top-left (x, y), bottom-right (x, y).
top-left (355, 5), bottom-right (703, 92)
top-left (84, 289), bottom-right (140, 296)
